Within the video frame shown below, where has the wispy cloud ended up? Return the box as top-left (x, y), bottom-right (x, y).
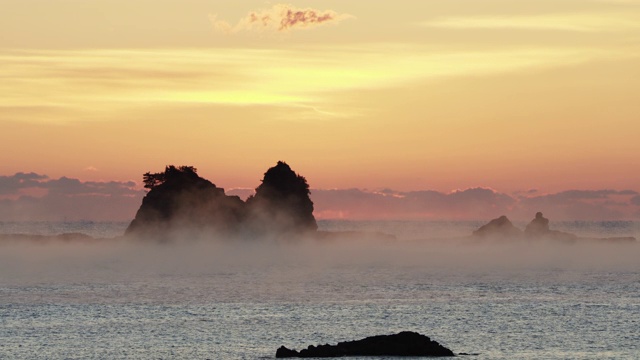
top-left (420, 12), bottom-right (640, 33)
top-left (2, 44), bottom-right (623, 124)
top-left (210, 4), bottom-right (353, 34)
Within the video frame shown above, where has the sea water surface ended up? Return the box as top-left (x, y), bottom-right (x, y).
top-left (1, 221), bottom-right (639, 359)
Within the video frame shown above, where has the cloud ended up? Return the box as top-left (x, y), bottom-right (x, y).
top-left (2, 171), bottom-right (639, 222)
top-left (530, 189), bottom-right (637, 200)
top-left (0, 172), bottom-right (49, 195)
top-left (513, 189), bottom-right (539, 198)
top-left (45, 177), bottom-right (139, 197)
top-left (226, 187), bottom-right (255, 201)
top-left (515, 189), bottom-right (639, 220)
top-left (0, 173), bottom-right (139, 197)
top-left (0, 173), bottom-right (143, 221)
top-left (311, 187), bottom-right (517, 220)
top-left (2, 43), bottom-right (628, 125)
top-left (311, 188), bottom-right (640, 221)
top-left (210, 4), bottom-right (353, 34)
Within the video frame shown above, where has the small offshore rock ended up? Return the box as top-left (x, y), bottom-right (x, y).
top-left (472, 215), bottom-right (522, 239)
top-left (276, 346), bottom-right (300, 358)
top-left (275, 331), bottom-right (454, 358)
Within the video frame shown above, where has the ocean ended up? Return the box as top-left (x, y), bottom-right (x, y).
top-left (1, 221), bottom-right (639, 359)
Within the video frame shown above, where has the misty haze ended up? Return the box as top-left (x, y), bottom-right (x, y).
top-left (3, 0), bottom-right (640, 359)
top-left (2, 161), bottom-right (639, 359)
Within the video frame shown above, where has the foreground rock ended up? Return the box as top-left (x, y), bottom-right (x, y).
top-left (275, 331), bottom-right (455, 358)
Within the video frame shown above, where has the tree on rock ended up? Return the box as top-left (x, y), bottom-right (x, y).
top-left (142, 165), bottom-right (197, 189)
top-left (246, 161), bottom-right (317, 235)
top-left (126, 165), bottom-right (245, 239)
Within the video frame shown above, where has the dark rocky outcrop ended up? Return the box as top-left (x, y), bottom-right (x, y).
top-left (524, 212), bottom-right (550, 237)
top-left (470, 212), bottom-right (632, 244)
top-left (472, 215), bottom-right (522, 239)
top-left (524, 212), bottom-right (577, 243)
top-left (125, 162), bottom-right (317, 240)
top-left (125, 166), bottom-right (246, 239)
top-left (275, 331), bottom-right (455, 358)
top-left (246, 161), bottom-right (317, 235)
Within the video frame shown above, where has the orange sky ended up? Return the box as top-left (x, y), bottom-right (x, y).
top-left (1, 0), bottom-right (639, 194)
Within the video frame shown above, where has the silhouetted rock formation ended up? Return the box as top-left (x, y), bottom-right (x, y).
top-left (246, 161), bottom-right (317, 235)
top-left (473, 212), bottom-right (637, 244)
top-left (524, 212), bottom-right (550, 236)
top-left (472, 212), bottom-right (581, 243)
top-left (472, 215), bottom-right (523, 239)
top-left (275, 331), bottom-right (454, 358)
top-left (125, 166), bottom-right (245, 239)
top-left (125, 162), bottom-right (318, 240)
top-left (524, 211), bottom-right (577, 243)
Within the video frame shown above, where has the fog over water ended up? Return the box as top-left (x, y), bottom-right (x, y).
top-left (2, 220), bottom-right (639, 280)
top-left (1, 221), bottom-right (639, 359)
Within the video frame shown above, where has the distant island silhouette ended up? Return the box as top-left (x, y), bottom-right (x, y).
top-left (0, 162), bottom-right (636, 244)
top-left (125, 162), bottom-right (318, 240)
top-left (473, 212), bottom-right (635, 243)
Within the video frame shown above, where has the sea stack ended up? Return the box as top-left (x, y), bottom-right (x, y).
top-left (125, 162), bottom-right (317, 240)
top-left (246, 161), bottom-right (317, 235)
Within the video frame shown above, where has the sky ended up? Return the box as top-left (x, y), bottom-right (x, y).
top-left (1, 0), bottom-right (640, 221)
